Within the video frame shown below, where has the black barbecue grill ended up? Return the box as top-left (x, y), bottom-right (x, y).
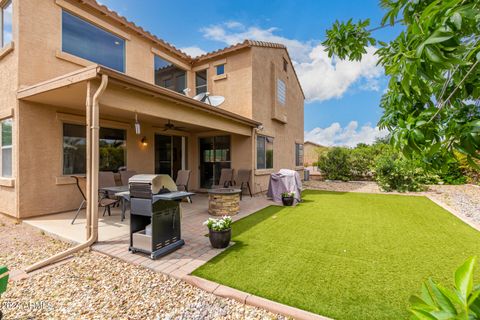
top-left (128, 174), bottom-right (194, 259)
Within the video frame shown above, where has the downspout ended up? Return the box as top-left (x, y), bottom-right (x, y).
top-left (25, 75), bottom-right (108, 273)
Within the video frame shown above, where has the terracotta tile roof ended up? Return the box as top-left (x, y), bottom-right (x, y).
top-left (193, 40), bottom-right (286, 62)
top-left (78, 0), bottom-right (192, 61)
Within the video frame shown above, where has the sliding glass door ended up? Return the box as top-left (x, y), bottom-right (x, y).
top-left (199, 136), bottom-right (231, 188)
top-left (155, 134), bottom-right (186, 181)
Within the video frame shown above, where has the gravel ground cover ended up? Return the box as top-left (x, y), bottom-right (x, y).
top-left (304, 180), bottom-right (480, 225)
top-left (0, 214), bottom-right (282, 320)
top-left (0, 214), bottom-right (71, 271)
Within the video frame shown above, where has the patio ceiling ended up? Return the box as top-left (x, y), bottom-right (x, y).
top-left (17, 65), bottom-right (260, 136)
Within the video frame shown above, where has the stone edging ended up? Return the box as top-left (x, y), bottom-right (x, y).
top-left (182, 275), bottom-right (332, 320)
top-left (426, 196), bottom-right (480, 232)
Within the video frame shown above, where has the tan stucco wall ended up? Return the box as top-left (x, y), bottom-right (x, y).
top-left (16, 0), bottom-right (191, 87)
top-left (0, 0), bottom-right (19, 217)
top-left (15, 100), bottom-right (253, 218)
top-left (251, 47), bottom-right (304, 192)
top-left (193, 49), bottom-right (253, 119)
top-left (1, 0), bottom-right (305, 218)
top-left (304, 143), bottom-right (325, 167)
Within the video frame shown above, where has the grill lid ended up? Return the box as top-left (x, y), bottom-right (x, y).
top-left (129, 174), bottom-right (177, 195)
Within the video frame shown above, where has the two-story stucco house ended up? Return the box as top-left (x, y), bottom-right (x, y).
top-left (0, 0), bottom-right (304, 219)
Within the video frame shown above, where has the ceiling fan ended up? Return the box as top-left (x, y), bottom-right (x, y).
top-left (161, 120), bottom-right (187, 131)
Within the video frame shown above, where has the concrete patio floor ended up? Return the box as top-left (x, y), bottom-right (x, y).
top-left (24, 194), bottom-right (275, 278)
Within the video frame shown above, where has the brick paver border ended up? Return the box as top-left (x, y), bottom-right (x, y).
top-left (183, 275), bottom-right (332, 320)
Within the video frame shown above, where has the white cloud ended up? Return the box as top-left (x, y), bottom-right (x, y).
top-left (304, 121), bottom-right (388, 147)
top-left (200, 22), bottom-right (383, 102)
top-left (180, 46), bottom-right (207, 58)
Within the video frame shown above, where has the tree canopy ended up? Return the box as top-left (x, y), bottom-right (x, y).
top-left (323, 0), bottom-right (480, 170)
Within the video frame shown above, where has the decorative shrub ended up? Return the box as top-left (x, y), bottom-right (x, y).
top-left (317, 147), bottom-right (352, 181)
top-left (373, 152), bottom-right (439, 192)
top-left (438, 161), bottom-right (468, 185)
top-left (349, 143), bottom-right (384, 178)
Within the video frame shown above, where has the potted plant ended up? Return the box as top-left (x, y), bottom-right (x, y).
top-left (204, 216), bottom-right (232, 249)
top-left (281, 192), bottom-right (295, 206)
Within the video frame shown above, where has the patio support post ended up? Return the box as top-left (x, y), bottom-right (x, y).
top-left (85, 81), bottom-right (92, 240)
top-left (24, 74), bottom-right (109, 273)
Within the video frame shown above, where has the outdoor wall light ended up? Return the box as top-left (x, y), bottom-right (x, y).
top-left (141, 136), bottom-right (148, 146)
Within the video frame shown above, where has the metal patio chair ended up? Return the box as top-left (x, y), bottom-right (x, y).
top-left (235, 169), bottom-right (253, 200)
top-left (212, 168), bottom-right (234, 189)
top-left (98, 171), bottom-right (120, 217)
top-left (120, 170), bottom-right (137, 186)
top-left (176, 170), bottom-right (192, 203)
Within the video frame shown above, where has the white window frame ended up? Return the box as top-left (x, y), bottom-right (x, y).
top-left (1, 0), bottom-right (12, 48)
top-left (215, 64), bottom-right (225, 76)
top-left (1, 118), bottom-right (13, 177)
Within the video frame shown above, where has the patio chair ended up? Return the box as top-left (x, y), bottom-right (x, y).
top-left (120, 170), bottom-right (137, 186)
top-left (71, 173), bottom-right (119, 224)
top-left (212, 168), bottom-right (234, 189)
top-left (99, 171), bottom-right (120, 217)
top-left (235, 169), bottom-right (253, 200)
top-left (176, 170), bottom-right (192, 203)
top-left (71, 176), bottom-right (87, 224)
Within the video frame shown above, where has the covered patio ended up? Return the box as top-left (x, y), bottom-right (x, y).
top-left (24, 194), bottom-right (273, 278)
top-left (16, 64), bottom-right (263, 273)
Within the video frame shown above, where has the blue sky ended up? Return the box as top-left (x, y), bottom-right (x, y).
top-left (100, 0), bottom-right (400, 146)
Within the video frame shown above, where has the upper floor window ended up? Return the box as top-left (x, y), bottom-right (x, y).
top-left (63, 123), bottom-right (126, 174)
top-left (216, 64), bottom-right (225, 76)
top-left (62, 10), bottom-right (125, 72)
top-left (1, 0), bottom-right (12, 48)
top-left (256, 135), bottom-right (273, 170)
top-left (283, 58), bottom-right (288, 72)
top-left (1, 118), bottom-right (12, 177)
top-left (195, 69), bottom-right (207, 95)
top-left (277, 79), bottom-right (286, 105)
top-left (295, 143), bottom-right (303, 167)
top-left (154, 55), bottom-right (186, 94)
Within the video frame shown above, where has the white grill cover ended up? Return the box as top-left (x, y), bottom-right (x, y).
top-left (267, 169), bottom-right (302, 205)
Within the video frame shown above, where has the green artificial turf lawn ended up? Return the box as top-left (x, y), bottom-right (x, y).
top-left (193, 190), bottom-right (480, 320)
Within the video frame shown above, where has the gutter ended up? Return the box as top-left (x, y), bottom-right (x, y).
top-left (25, 75), bottom-right (109, 273)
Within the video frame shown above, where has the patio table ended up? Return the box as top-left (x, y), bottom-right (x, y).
top-left (99, 186), bottom-right (129, 221)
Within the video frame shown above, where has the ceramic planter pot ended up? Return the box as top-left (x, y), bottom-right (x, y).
top-left (282, 196), bottom-right (294, 206)
top-left (208, 228), bottom-right (232, 248)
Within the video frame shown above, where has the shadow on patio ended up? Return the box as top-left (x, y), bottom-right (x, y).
top-left (24, 194), bottom-right (274, 278)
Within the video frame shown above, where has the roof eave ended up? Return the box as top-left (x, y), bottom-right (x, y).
top-left (17, 65), bottom-right (261, 128)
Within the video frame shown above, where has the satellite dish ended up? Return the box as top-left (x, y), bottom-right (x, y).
top-left (192, 92), bottom-right (206, 101)
top-left (206, 96), bottom-right (225, 107)
top-left (192, 92), bottom-right (225, 107)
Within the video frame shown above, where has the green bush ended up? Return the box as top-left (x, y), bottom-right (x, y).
top-left (373, 152), bottom-right (439, 192)
top-left (317, 147), bottom-right (351, 181)
top-left (438, 161), bottom-right (468, 185)
top-left (349, 143), bottom-right (388, 178)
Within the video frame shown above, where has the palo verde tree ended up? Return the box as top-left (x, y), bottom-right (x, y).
top-left (323, 0), bottom-right (480, 170)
